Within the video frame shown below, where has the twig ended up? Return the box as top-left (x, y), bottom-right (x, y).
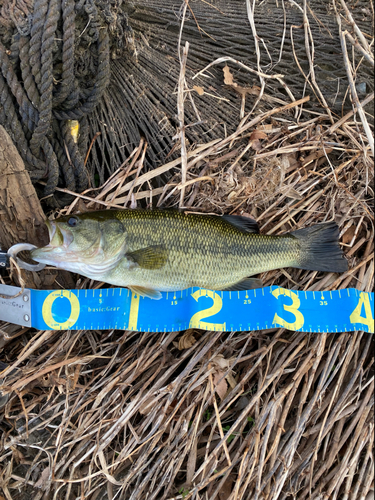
top-left (192, 56), bottom-right (284, 81)
top-left (176, 1), bottom-right (190, 208)
top-left (209, 371), bottom-right (232, 467)
top-left (84, 132), bottom-right (101, 166)
top-left (345, 31), bottom-right (374, 66)
top-left (335, 3), bottom-right (374, 156)
top-left (178, 41), bottom-right (190, 207)
top-left (339, 0), bottom-right (373, 54)
top-left (245, 0), bottom-right (266, 114)
top-left (327, 92), bottom-right (374, 134)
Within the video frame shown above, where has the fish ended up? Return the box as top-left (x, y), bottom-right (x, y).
top-left (30, 209), bottom-right (348, 299)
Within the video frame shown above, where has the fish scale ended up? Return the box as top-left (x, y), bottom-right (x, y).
top-left (107, 211), bottom-right (296, 290)
top-left (31, 209), bottom-right (348, 298)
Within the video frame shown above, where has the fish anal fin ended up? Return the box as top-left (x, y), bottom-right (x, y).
top-left (129, 286), bottom-right (162, 300)
top-left (221, 277), bottom-right (263, 292)
top-left (126, 245), bottom-right (168, 270)
top-left (222, 215), bottom-right (259, 233)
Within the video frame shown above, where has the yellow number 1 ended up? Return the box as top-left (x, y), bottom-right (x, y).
top-left (272, 288), bottom-right (305, 331)
top-left (349, 292), bottom-right (374, 333)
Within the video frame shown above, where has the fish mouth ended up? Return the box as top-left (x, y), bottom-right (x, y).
top-left (30, 220), bottom-right (73, 263)
top-left (46, 220), bottom-right (73, 248)
top-left (46, 220), bottom-right (62, 247)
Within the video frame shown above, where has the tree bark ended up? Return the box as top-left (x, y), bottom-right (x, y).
top-left (0, 125), bottom-right (74, 290)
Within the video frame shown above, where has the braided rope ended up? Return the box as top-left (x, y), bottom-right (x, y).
top-left (53, 0), bottom-right (75, 106)
top-left (51, 120), bottom-right (76, 192)
top-left (0, 39), bottom-right (39, 133)
top-left (28, 0), bottom-right (49, 89)
top-left (0, 0), bottom-right (123, 205)
top-left (40, 135), bottom-right (60, 196)
top-left (53, 29), bottom-right (110, 120)
top-left (19, 34), bottom-right (40, 119)
top-left (29, 0), bottom-right (60, 154)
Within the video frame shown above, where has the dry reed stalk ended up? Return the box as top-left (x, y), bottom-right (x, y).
top-left (177, 2), bottom-right (190, 208)
top-left (334, 2), bottom-right (374, 156)
top-left (0, 1), bottom-right (374, 499)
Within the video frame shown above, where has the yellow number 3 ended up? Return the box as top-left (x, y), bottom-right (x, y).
top-left (350, 292), bottom-right (374, 333)
top-left (272, 288), bottom-right (305, 331)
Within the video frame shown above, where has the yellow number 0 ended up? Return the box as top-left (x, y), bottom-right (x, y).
top-left (189, 290), bottom-right (226, 331)
top-left (349, 292), bottom-right (374, 333)
top-left (42, 290), bottom-right (80, 330)
top-left (272, 288), bottom-right (305, 330)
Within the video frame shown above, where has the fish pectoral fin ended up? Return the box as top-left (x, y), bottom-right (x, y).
top-left (221, 215), bottom-right (259, 233)
top-left (126, 245), bottom-right (168, 270)
top-left (221, 277), bottom-right (263, 291)
top-left (128, 286), bottom-right (162, 300)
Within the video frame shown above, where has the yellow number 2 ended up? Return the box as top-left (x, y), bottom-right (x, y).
top-left (189, 290), bottom-right (226, 331)
top-left (272, 288), bottom-right (305, 331)
top-left (349, 292), bottom-right (374, 333)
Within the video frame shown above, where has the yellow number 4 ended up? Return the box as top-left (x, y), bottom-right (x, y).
top-left (349, 292), bottom-right (374, 333)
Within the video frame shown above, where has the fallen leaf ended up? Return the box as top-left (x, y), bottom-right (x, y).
top-left (256, 124), bottom-right (274, 132)
top-left (249, 130), bottom-right (267, 151)
top-left (34, 466), bottom-right (50, 489)
top-left (250, 130), bottom-right (268, 141)
top-left (283, 152), bottom-right (299, 170)
top-left (343, 223), bottom-right (356, 244)
top-left (76, 198), bottom-right (91, 213)
top-left (211, 354), bottom-right (233, 371)
top-left (223, 66), bottom-right (258, 96)
top-left (211, 355), bottom-right (237, 396)
top-left (173, 330), bottom-right (197, 350)
top-left (213, 371), bottom-right (227, 400)
top-left (193, 85), bottom-right (204, 96)
top-left (223, 65), bottom-right (235, 86)
top-left (250, 139), bottom-right (262, 151)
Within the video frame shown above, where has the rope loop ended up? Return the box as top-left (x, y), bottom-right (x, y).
top-left (0, 0), bottom-right (129, 206)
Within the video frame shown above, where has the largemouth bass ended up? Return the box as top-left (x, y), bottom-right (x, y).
top-left (31, 210), bottom-right (348, 299)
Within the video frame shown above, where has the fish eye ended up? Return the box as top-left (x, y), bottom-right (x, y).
top-left (67, 217), bottom-right (78, 227)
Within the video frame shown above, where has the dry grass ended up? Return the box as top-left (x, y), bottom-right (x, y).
top-left (0, 0), bottom-right (374, 499)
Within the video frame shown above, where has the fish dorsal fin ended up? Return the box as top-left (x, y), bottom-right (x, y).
top-left (126, 245), bottom-right (168, 270)
top-left (221, 277), bottom-right (263, 291)
top-left (221, 215), bottom-right (259, 233)
top-left (128, 286), bottom-right (162, 300)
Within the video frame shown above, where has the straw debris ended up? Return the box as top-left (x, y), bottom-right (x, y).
top-left (0, 0), bottom-right (374, 499)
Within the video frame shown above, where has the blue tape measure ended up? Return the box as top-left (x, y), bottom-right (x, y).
top-left (0, 285), bottom-right (373, 333)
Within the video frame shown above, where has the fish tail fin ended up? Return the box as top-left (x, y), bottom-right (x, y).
top-left (291, 222), bottom-right (348, 273)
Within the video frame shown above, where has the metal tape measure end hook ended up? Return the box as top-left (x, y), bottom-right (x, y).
top-left (7, 243), bottom-right (46, 272)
